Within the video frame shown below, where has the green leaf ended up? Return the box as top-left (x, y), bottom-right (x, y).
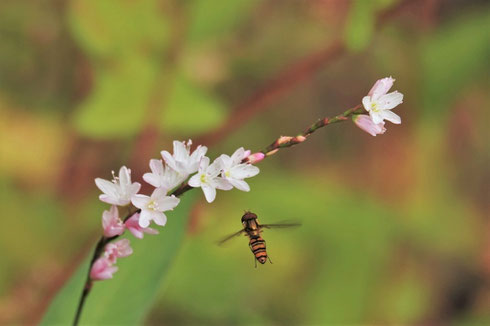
top-left (344, 0), bottom-right (397, 52)
top-left (186, 0), bottom-right (258, 44)
top-left (420, 10), bottom-right (490, 118)
top-left (40, 192), bottom-right (197, 325)
top-left (73, 55), bottom-right (158, 139)
top-left (69, 0), bottom-right (168, 58)
top-left (160, 74), bottom-right (226, 136)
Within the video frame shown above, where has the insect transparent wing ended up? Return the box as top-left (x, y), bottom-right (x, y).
top-left (260, 221), bottom-right (302, 229)
top-left (217, 229), bottom-right (246, 246)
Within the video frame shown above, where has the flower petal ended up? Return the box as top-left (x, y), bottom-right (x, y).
top-left (95, 179), bottom-right (118, 197)
top-left (213, 177), bottom-right (233, 191)
top-left (156, 195), bottom-right (180, 211)
top-left (138, 210), bottom-right (152, 228)
top-left (188, 174), bottom-right (202, 187)
top-left (152, 211), bottom-right (167, 226)
top-left (118, 166), bottom-right (131, 187)
top-left (143, 172), bottom-right (162, 188)
top-left (380, 110), bottom-right (401, 124)
top-left (202, 184), bottom-right (216, 203)
top-left (229, 179), bottom-right (250, 192)
top-left (378, 91), bottom-right (403, 110)
top-left (230, 164), bottom-right (259, 179)
top-left (131, 194), bottom-right (150, 209)
top-left (362, 96), bottom-right (373, 112)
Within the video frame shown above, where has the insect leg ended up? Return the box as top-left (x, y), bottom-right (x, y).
top-left (268, 256), bottom-right (273, 264)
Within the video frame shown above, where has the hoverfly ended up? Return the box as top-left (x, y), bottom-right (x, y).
top-left (218, 211), bottom-right (301, 266)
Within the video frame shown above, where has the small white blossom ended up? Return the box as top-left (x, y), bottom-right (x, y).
top-left (188, 157), bottom-right (232, 203)
top-left (95, 166), bottom-right (141, 206)
top-left (362, 77), bottom-right (403, 125)
top-left (161, 140), bottom-right (207, 177)
top-left (143, 159), bottom-right (186, 190)
top-left (219, 147), bottom-right (260, 192)
top-left (131, 187), bottom-right (180, 228)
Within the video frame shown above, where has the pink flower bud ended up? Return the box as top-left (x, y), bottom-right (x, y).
top-left (294, 135), bottom-right (306, 143)
top-left (246, 152), bottom-right (265, 164)
top-left (102, 206), bottom-right (125, 237)
top-left (367, 76), bottom-right (395, 97)
top-left (353, 115), bottom-right (386, 136)
top-left (125, 213), bottom-right (159, 239)
top-left (277, 136), bottom-right (293, 145)
top-left (104, 239), bottom-right (133, 264)
top-left (90, 257), bottom-right (118, 281)
top-left (242, 149), bottom-right (251, 160)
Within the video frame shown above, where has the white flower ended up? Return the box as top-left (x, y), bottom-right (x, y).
top-left (188, 157), bottom-right (232, 203)
top-left (95, 166), bottom-right (141, 206)
top-left (161, 140), bottom-right (207, 177)
top-left (219, 147), bottom-right (260, 192)
top-left (143, 159), bottom-right (187, 190)
top-left (131, 187), bottom-right (180, 228)
top-left (362, 77), bottom-right (403, 125)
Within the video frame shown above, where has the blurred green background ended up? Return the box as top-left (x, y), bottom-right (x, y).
top-left (1, 0), bottom-right (489, 324)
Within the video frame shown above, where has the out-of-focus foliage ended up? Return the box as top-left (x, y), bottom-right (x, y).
top-left (0, 0), bottom-right (489, 325)
top-left (41, 193), bottom-right (197, 325)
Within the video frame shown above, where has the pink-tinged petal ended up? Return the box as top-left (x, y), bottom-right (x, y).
top-left (378, 91), bottom-right (403, 110)
top-left (213, 177), bottom-right (233, 191)
top-left (125, 213), bottom-right (144, 238)
top-left (144, 227), bottom-right (159, 235)
top-left (151, 187), bottom-right (169, 201)
top-left (102, 206), bottom-right (124, 237)
top-left (138, 210), bottom-right (152, 228)
top-left (95, 179), bottom-right (118, 198)
top-left (380, 110), bottom-right (401, 124)
top-left (362, 96), bottom-right (373, 112)
top-left (242, 150), bottom-right (251, 160)
top-left (99, 194), bottom-right (119, 206)
top-left (219, 154), bottom-right (232, 169)
top-left (353, 115), bottom-right (386, 136)
top-left (152, 211), bottom-right (167, 226)
top-left (199, 157), bottom-right (210, 173)
top-left (368, 77), bottom-right (395, 97)
top-left (231, 147), bottom-right (245, 165)
top-left (161, 150), bottom-right (177, 171)
top-left (230, 164), bottom-right (259, 179)
top-left (202, 184), bottom-right (216, 203)
top-left (128, 225), bottom-right (144, 238)
top-left (156, 195), bottom-right (180, 211)
top-left (118, 166), bottom-right (131, 187)
top-left (129, 182), bottom-right (141, 196)
top-left (173, 140), bottom-right (189, 161)
top-left (246, 152), bottom-right (265, 164)
top-left (229, 179), bottom-right (250, 192)
top-left (188, 174), bottom-right (201, 187)
top-left (208, 159), bottom-right (223, 177)
top-left (90, 258), bottom-right (118, 281)
top-left (131, 194), bottom-right (150, 209)
top-left (143, 172), bottom-right (161, 188)
top-left (149, 159), bottom-right (164, 175)
top-left (369, 111), bottom-right (384, 125)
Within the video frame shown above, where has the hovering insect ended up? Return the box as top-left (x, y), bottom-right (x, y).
top-left (218, 211), bottom-right (301, 266)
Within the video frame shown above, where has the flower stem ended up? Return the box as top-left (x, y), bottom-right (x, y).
top-left (72, 103), bottom-right (364, 325)
top-left (257, 104), bottom-right (364, 159)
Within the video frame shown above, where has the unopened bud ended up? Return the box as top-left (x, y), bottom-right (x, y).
top-left (247, 152), bottom-right (266, 164)
top-left (294, 135), bottom-right (306, 143)
top-left (277, 136), bottom-right (293, 145)
top-left (266, 149), bottom-right (279, 156)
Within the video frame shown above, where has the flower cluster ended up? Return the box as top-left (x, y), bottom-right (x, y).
top-left (90, 239), bottom-right (133, 280)
top-left (91, 141), bottom-right (261, 280)
top-left (353, 77), bottom-right (404, 136)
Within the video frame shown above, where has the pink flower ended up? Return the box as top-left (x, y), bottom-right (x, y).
top-left (90, 257), bottom-right (118, 281)
top-left (362, 77), bottom-right (403, 125)
top-left (367, 76), bottom-right (395, 97)
top-left (242, 150), bottom-right (251, 160)
top-left (245, 152), bottom-right (265, 164)
top-left (125, 213), bottom-right (159, 239)
top-left (104, 239), bottom-right (133, 264)
top-left (352, 115), bottom-right (386, 136)
top-left (102, 205), bottom-right (125, 237)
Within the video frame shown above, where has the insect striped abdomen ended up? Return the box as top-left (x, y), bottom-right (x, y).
top-left (250, 237), bottom-right (267, 264)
